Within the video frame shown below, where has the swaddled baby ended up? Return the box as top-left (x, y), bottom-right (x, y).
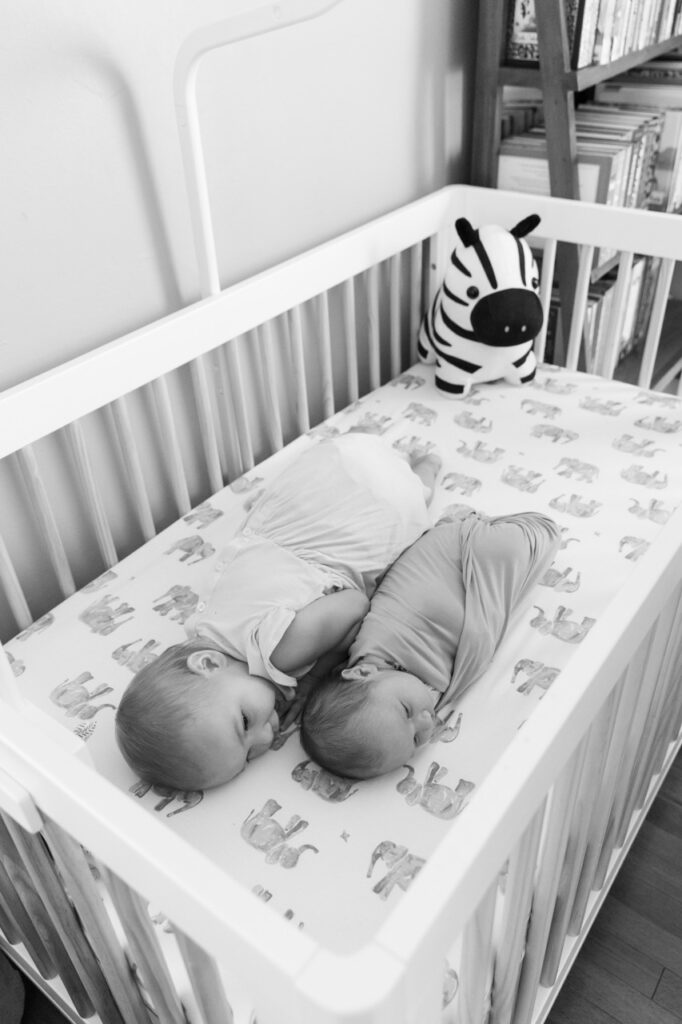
top-left (300, 508), bottom-right (560, 778)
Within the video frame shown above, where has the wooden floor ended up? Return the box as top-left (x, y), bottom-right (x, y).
top-left (547, 749), bottom-right (682, 1024)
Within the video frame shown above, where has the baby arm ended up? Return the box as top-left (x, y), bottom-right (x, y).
top-left (275, 590), bottom-right (369, 730)
top-left (270, 589), bottom-right (370, 676)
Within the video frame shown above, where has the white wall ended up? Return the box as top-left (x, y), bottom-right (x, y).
top-left (0, 0), bottom-right (476, 390)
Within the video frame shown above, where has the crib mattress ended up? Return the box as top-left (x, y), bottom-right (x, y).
top-left (7, 364), bottom-right (682, 956)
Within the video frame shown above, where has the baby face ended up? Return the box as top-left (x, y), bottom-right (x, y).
top-left (188, 651), bottom-right (280, 786)
top-left (358, 670), bottom-right (437, 775)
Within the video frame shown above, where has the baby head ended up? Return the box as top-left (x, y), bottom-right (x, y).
top-left (300, 662), bottom-right (436, 779)
top-left (115, 639), bottom-right (280, 790)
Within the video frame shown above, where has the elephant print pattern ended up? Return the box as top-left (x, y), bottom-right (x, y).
top-left (5, 363), bottom-right (682, 965)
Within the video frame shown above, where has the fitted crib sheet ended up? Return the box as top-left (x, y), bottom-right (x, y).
top-left (6, 364), bottom-right (682, 958)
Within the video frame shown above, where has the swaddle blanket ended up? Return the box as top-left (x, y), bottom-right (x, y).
top-left (347, 509), bottom-right (560, 708)
top-left (6, 364), bottom-right (682, 964)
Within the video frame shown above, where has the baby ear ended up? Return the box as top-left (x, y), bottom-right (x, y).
top-left (186, 649), bottom-right (229, 676)
top-left (341, 663), bottom-right (378, 682)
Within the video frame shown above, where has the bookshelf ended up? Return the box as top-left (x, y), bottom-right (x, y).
top-left (470, 0), bottom-right (682, 367)
top-left (471, 0), bottom-right (682, 199)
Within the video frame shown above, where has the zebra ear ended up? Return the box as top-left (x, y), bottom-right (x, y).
top-left (510, 214), bottom-right (541, 239)
top-left (455, 217), bottom-right (478, 247)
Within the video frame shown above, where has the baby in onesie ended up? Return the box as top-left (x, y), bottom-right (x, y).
top-left (115, 432), bottom-right (440, 790)
top-left (300, 507), bottom-right (560, 778)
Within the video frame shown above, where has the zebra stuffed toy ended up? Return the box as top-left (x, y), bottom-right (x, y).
top-left (418, 214), bottom-right (544, 397)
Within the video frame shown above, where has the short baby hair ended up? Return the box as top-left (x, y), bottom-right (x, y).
top-left (300, 673), bottom-right (384, 779)
top-left (115, 639), bottom-right (222, 791)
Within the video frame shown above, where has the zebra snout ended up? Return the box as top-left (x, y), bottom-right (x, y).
top-left (470, 288), bottom-right (544, 347)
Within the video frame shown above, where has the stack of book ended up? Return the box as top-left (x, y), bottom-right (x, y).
top-left (595, 66), bottom-right (682, 212)
top-left (505, 0), bottom-right (682, 70)
top-left (544, 256), bottom-right (648, 368)
top-left (497, 105), bottom-right (663, 213)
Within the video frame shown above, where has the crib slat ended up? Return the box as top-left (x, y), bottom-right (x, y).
top-left (0, 847), bottom-right (56, 979)
top-left (367, 263), bottom-right (381, 390)
top-left (287, 306), bottom-right (311, 434)
top-left (638, 257), bottom-right (675, 390)
top-left (627, 583), bottom-right (682, 814)
top-left (409, 242), bottom-right (423, 365)
top-left (103, 867), bottom-right (187, 1024)
top-left (108, 401), bottom-right (156, 542)
top-left (67, 422), bottom-right (118, 568)
top-left (219, 340), bottom-right (254, 473)
top-left (151, 379), bottom-right (191, 516)
top-left (315, 292), bottom-right (335, 420)
top-left (643, 593), bottom-right (682, 782)
top-left (658, 356), bottom-right (682, 394)
top-left (568, 635), bottom-right (652, 934)
top-left (590, 626), bottom-right (664, 892)
top-left (175, 927), bottom-right (234, 1024)
top-left (489, 805), bottom-right (545, 1024)
top-left (42, 817), bottom-right (155, 1024)
top-left (190, 356), bottom-right (224, 494)
top-left (342, 278), bottom-right (360, 404)
top-left (0, 533), bottom-right (32, 632)
top-left (534, 237), bottom-right (556, 365)
top-left (593, 596), bottom-right (679, 890)
top-left (666, 606), bottom-right (682, 740)
top-left (650, 636), bottom-right (682, 782)
top-left (595, 251), bottom-right (633, 380)
top-left (389, 253), bottom-right (402, 379)
top-left (511, 742), bottom-right (585, 1024)
top-left (456, 880), bottom-right (497, 1024)
top-left (612, 589), bottom-right (682, 855)
top-left (254, 324), bottom-right (285, 452)
top-left (15, 447), bottom-right (75, 598)
top-left (0, 874), bottom-right (20, 944)
top-left (212, 352), bottom-right (246, 481)
top-left (2, 815), bottom-right (124, 1022)
top-left (565, 244), bottom-right (594, 372)
top-left (541, 692), bottom-right (618, 985)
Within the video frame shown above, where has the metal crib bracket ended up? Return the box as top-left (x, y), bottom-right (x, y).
top-left (0, 765), bottom-right (42, 833)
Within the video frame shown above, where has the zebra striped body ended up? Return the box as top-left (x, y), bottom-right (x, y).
top-left (418, 216), bottom-right (544, 398)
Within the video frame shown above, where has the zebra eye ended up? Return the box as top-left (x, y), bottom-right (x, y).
top-left (466, 285), bottom-right (479, 299)
top-left (531, 277), bottom-right (539, 289)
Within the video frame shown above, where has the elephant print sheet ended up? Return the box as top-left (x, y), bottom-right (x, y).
top-left (6, 364), bottom-right (682, 958)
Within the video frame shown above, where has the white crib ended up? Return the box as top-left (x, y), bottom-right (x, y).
top-left (1, 4), bottom-right (682, 1024)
